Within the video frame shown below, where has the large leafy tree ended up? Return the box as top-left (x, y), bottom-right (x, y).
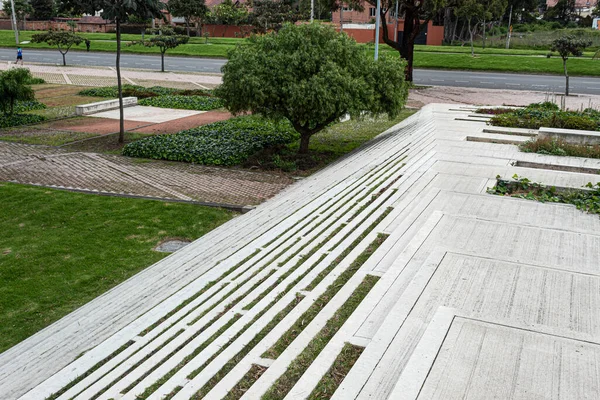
top-left (551, 36), bottom-right (591, 96)
top-left (168, 0), bottom-right (208, 35)
top-left (209, 0), bottom-right (249, 25)
top-left (2, 0), bottom-right (33, 25)
top-left (249, 0), bottom-right (304, 33)
top-left (30, 0), bottom-right (54, 20)
top-left (363, 0), bottom-right (450, 82)
top-left (0, 68), bottom-right (35, 116)
top-left (130, 27), bottom-right (189, 71)
top-left (31, 31), bottom-right (85, 66)
top-left (216, 23), bottom-right (408, 154)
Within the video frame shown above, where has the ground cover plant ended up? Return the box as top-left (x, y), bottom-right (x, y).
top-left (0, 183), bottom-right (236, 352)
top-left (138, 95), bottom-right (223, 111)
top-left (488, 174), bottom-right (600, 215)
top-left (78, 85), bottom-right (182, 98)
top-left (520, 136), bottom-right (600, 158)
top-left (487, 102), bottom-right (600, 131)
top-left (122, 116), bottom-right (298, 166)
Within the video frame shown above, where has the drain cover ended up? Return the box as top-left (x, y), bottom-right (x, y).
top-left (154, 240), bottom-right (191, 253)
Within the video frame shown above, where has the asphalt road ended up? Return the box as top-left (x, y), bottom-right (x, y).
top-left (2, 48), bottom-right (600, 95)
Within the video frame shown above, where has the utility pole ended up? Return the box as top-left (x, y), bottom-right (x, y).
top-left (505, 5), bottom-right (512, 49)
top-left (311, 0), bottom-right (314, 22)
top-left (10, 0), bottom-right (19, 46)
top-left (394, 0), bottom-right (399, 42)
top-left (374, 0), bottom-right (381, 60)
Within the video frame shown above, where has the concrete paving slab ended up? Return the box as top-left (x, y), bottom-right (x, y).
top-left (88, 105), bottom-right (204, 123)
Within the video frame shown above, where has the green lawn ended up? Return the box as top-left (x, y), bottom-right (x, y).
top-left (0, 183), bottom-right (237, 352)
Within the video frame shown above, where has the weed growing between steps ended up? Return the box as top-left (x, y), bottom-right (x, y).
top-left (307, 343), bottom-right (365, 400)
top-left (225, 364), bottom-right (269, 400)
top-left (264, 231), bottom-right (390, 360)
top-left (520, 136), bottom-right (600, 159)
top-left (488, 174), bottom-right (600, 215)
top-left (45, 340), bottom-right (135, 400)
top-left (132, 314), bottom-right (242, 398)
top-left (139, 249), bottom-right (261, 337)
top-left (188, 294), bottom-right (305, 399)
top-left (261, 275), bottom-right (380, 400)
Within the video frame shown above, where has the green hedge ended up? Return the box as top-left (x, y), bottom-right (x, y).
top-left (138, 95), bottom-right (224, 111)
top-left (489, 102), bottom-right (600, 131)
top-left (0, 113), bottom-right (47, 128)
top-left (14, 100), bottom-right (47, 113)
top-left (78, 85), bottom-right (211, 99)
top-left (123, 116), bottom-right (298, 166)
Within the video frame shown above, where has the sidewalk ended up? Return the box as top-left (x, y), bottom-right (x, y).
top-left (0, 62), bottom-right (223, 88)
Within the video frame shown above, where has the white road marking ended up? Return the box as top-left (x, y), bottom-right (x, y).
top-left (455, 80), bottom-right (469, 83)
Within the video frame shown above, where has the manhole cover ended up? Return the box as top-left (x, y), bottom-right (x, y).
top-left (154, 240), bottom-right (191, 253)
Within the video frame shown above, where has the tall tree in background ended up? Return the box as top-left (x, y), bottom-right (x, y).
top-left (481, 0), bottom-right (507, 48)
top-left (209, 0), bottom-right (249, 26)
top-left (2, 0), bottom-right (33, 28)
top-left (100, 0), bottom-right (165, 143)
top-left (30, 0), bottom-right (55, 20)
top-left (249, 0), bottom-right (304, 33)
top-left (364, 0), bottom-right (450, 82)
top-left (454, 0), bottom-right (483, 56)
top-left (168, 0), bottom-right (208, 35)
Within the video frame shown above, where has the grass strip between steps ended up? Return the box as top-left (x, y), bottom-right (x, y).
top-left (224, 364), bottom-right (269, 400)
top-left (261, 275), bottom-right (380, 400)
top-left (185, 294), bottom-right (304, 399)
top-left (139, 249), bottom-right (261, 337)
top-left (263, 231), bottom-right (389, 360)
top-left (131, 314), bottom-right (242, 398)
top-left (44, 340), bottom-right (135, 400)
top-left (306, 343), bottom-right (365, 400)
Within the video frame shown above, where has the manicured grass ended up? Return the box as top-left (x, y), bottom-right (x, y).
top-left (307, 343), bottom-right (364, 400)
top-left (0, 183), bottom-right (236, 352)
top-left (245, 110), bottom-right (415, 175)
top-left (0, 127), bottom-right (99, 146)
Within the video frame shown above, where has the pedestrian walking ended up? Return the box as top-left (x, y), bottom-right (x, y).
top-left (85, 39), bottom-right (91, 52)
top-left (15, 47), bottom-right (23, 65)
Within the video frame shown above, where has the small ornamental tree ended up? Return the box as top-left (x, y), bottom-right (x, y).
top-left (168, 0), bottom-right (208, 36)
top-left (216, 23), bottom-right (408, 154)
top-left (31, 31), bottom-right (85, 66)
top-left (551, 36), bottom-right (591, 96)
top-left (131, 28), bottom-right (189, 72)
top-left (0, 68), bottom-right (35, 116)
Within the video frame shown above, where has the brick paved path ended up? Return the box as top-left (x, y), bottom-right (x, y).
top-left (0, 142), bottom-right (292, 207)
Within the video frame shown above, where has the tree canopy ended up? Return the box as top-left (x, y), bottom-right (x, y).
top-left (168, 0), bottom-right (208, 35)
top-left (2, 0), bottom-right (33, 22)
top-left (551, 35), bottom-right (591, 95)
top-left (216, 23), bottom-right (408, 153)
top-left (208, 0), bottom-right (249, 26)
top-left (130, 27), bottom-right (189, 71)
top-left (249, 0), bottom-right (304, 33)
top-left (0, 68), bottom-right (35, 116)
top-left (30, 0), bottom-right (55, 20)
top-left (31, 31), bottom-right (85, 66)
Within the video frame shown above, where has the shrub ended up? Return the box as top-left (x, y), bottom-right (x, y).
top-left (79, 85), bottom-right (209, 99)
top-left (14, 100), bottom-right (47, 113)
top-left (520, 137), bottom-right (600, 158)
top-left (475, 107), bottom-right (515, 115)
top-left (138, 95), bottom-right (224, 111)
top-left (27, 77), bottom-right (46, 85)
top-left (489, 102), bottom-right (600, 131)
top-left (122, 116), bottom-right (299, 166)
top-left (0, 113), bottom-right (47, 128)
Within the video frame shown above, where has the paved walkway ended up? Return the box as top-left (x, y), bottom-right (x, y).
top-left (0, 62), bottom-right (222, 88)
top-left (3, 104), bottom-right (600, 399)
top-left (0, 142), bottom-right (292, 208)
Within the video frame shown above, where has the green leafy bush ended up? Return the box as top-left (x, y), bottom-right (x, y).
top-left (490, 102), bottom-right (600, 131)
top-left (27, 77), bottom-right (46, 85)
top-left (0, 113), bottom-right (47, 128)
top-left (520, 137), bottom-right (600, 158)
top-left (122, 116), bottom-right (299, 166)
top-left (79, 85), bottom-right (211, 99)
top-left (138, 95), bottom-right (224, 111)
top-left (14, 100), bottom-right (47, 113)
top-left (489, 174), bottom-right (600, 215)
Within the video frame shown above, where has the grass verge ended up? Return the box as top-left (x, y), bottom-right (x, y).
top-left (0, 183), bottom-right (236, 352)
top-left (261, 275), bottom-right (380, 400)
top-left (307, 343), bottom-right (364, 400)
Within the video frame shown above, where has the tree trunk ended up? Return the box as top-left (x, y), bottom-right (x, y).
top-left (563, 58), bottom-right (569, 96)
top-left (299, 134), bottom-right (310, 154)
top-left (400, 8), bottom-right (420, 82)
top-left (482, 19), bottom-right (486, 49)
top-left (62, 52), bottom-right (66, 66)
top-left (340, 7), bottom-right (343, 32)
top-left (451, 16), bottom-right (458, 43)
top-left (116, 17), bottom-right (125, 144)
top-left (161, 51), bottom-right (165, 72)
top-left (469, 19), bottom-right (474, 57)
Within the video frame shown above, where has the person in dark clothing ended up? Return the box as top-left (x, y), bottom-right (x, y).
top-left (15, 47), bottom-right (23, 65)
top-left (85, 39), bottom-right (91, 52)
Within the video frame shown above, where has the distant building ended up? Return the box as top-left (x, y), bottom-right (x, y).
top-left (546, 0), bottom-right (598, 16)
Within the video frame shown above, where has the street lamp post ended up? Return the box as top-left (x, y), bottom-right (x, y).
top-left (10, 0), bottom-right (19, 46)
top-left (374, 0), bottom-right (381, 60)
top-left (311, 0), bottom-right (314, 22)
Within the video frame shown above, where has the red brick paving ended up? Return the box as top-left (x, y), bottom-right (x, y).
top-left (44, 118), bottom-right (149, 135)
